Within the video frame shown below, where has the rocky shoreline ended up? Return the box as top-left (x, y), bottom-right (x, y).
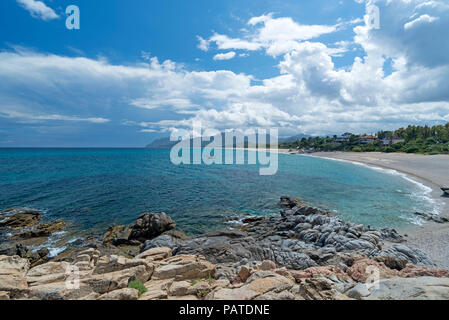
top-left (1, 197), bottom-right (449, 300)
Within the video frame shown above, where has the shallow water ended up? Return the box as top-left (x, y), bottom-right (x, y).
top-left (0, 148), bottom-right (439, 236)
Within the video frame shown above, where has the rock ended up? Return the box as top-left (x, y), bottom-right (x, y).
top-left (297, 276), bottom-right (352, 300)
top-left (244, 271), bottom-right (294, 296)
top-left (346, 258), bottom-right (398, 282)
top-left (0, 255), bottom-right (30, 294)
top-left (207, 287), bottom-right (258, 300)
top-left (291, 266), bottom-right (347, 281)
top-left (414, 212), bottom-right (449, 224)
top-left (380, 228), bottom-right (405, 243)
top-left (168, 280), bottom-right (193, 296)
top-left (135, 247), bottom-right (172, 261)
top-left (363, 277), bottom-right (449, 300)
top-left (238, 266), bottom-right (251, 282)
top-left (141, 234), bottom-right (183, 252)
top-left (129, 212), bottom-right (176, 242)
top-left (259, 260), bottom-right (276, 271)
top-left (140, 279), bottom-right (173, 300)
top-left (27, 261), bottom-right (71, 286)
top-left (399, 265), bottom-right (449, 278)
top-left (346, 283), bottom-right (371, 300)
top-left (0, 209), bottom-right (41, 230)
top-left (97, 288), bottom-right (139, 300)
top-left (93, 255), bottom-right (153, 275)
top-left (375, 255), bottom-right (408, 271)
top-left (152, 255), bottom-right (216, 281)
top-left (9, 220), bottom-right (66, 239)
top-left (278, 196), bottom-right (304, 209)
top-left (83, 265), bottom-right (152, 294)
top-left (376, 244), bottom-right (435, 266)
top-left (29, 281), bottom-right (93, 300)
top-left (103, 225), bottom-right (126, 245)
top-left (0, 291), bottom-right (10, 300)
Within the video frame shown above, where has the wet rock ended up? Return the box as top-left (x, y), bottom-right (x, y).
top-left (9, 220), bottom-right (66, 239)
top-left (102, 225), bottom-right (126, 246)
top-left (0, 209), bottom-right (41, 230)
top-left (414, 212), bottom-right (449, 224)
top-left (129, 212), bottom-right (176, 242)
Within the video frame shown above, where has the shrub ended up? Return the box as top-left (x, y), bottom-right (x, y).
top-left (128, 280), bottom-right (147, 297)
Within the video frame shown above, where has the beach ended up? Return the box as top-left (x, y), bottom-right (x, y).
top-left (311, 152), bottom-right (449, 268)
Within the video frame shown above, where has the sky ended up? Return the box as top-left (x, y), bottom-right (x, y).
top-left (0, 0), bottom-right (448, 147)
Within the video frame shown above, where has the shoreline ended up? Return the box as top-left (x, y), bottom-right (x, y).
top-left (307, 151), bottom-right (449, 269)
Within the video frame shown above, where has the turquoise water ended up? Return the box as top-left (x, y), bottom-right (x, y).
top-left (0, 148), bottom-right (438, 236)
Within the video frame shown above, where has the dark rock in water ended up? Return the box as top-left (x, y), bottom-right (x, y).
top-left (129, 212), bottom-right (176, 242)
top-left (103, 225), bottom-right (126, 245)
top-left (278, 196), bottom-right (304, 209)
top-left (0, 208), bottom-right (41, 230)
top-left (9, 220), bottom-right (66, 239)
top-left (414, 212), bottom-right (449, 224)
top-left (103, 213), bottom-right (176, 246)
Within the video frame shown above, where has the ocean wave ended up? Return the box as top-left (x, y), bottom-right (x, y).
top-left (302, 154), bottom-right (443, 218)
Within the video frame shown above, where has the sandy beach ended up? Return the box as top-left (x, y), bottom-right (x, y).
top-left (311, 152), bottom-right (449, 268)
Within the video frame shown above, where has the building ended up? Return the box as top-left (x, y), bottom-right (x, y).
top-left (358, 135), bottom-right (377, 144)
top-left (334, 133), bottom-right (352, 143)
top-left (380, 138), bottom-right (405, 146)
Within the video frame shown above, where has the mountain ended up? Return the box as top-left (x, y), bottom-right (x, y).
top-left (278, 134), bottom-right (310, 143)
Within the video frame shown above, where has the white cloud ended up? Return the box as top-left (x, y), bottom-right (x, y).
top-left (196, 36), bottom-right (210, 51)
top-left (213, 52), bottom-right (236, 61)
top-left (404, 14), bottom-right (439, 30)
top-left (2, 0), bottom-right (449, 139)
top-left (16, 0), bottom-right (59, 21)
top-left (0, 110), bottom-right (109, 123)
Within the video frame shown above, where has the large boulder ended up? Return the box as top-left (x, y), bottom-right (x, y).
top-left (152, 255), bottom-right (216, 281)
top-left (129, 212), bottom-right (176, 242)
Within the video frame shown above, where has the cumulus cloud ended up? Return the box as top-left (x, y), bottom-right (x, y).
top-left (2, 0), bottom-right (449, 141)
top-left (16, 0), bottom-right (59, 21)
top-left (404, 14), bottom-right (439, 30)
top-left (213, 52), bottom-right (236, 61)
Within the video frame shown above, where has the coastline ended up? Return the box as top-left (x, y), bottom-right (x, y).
top-left (308, 151), bottom-right (449, 269)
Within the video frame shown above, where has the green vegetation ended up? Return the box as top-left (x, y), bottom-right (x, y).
top-left (279, 123), bottom-right (449, 154)
top-left (128, 280), bottom-right (147, 297)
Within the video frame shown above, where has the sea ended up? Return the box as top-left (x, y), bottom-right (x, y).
top-left (0, 148), bottom-right (441, 250)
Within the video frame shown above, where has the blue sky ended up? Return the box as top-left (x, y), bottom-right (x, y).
top-left (0, 0), bottom-right (448, 147)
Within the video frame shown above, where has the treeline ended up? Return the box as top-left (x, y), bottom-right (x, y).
top-left (279, 123), bottom-right (449, 154)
